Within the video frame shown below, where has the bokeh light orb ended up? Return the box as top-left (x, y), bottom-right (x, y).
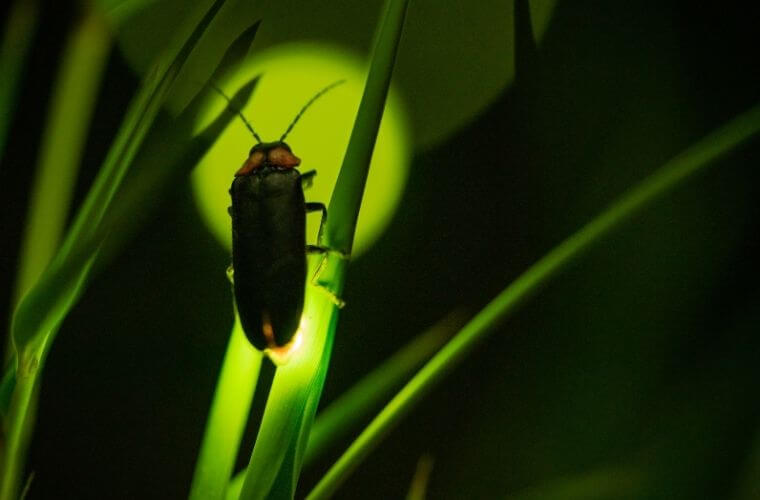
top-left (191, 42), bottom-right (410, 257)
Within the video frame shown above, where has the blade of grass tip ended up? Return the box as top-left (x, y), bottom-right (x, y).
top-left (1, 3), bottom-right (228, 499)
top-left (189, 316), bottom-right (263, 500)
top-left (324, 0), bottom-right (410, 255)
top-left (303, 309), bottom-right (466, 466)
top-left (237, 1), bottom-right (409, 498)
top-left (513, 0), bottom-right (538, 88)
top-left (406, 454), bottom-right (434, 500)
top-left (306, 104), bottom-right (760, 500)
top-left (0, 0), bottom-right (40, 159)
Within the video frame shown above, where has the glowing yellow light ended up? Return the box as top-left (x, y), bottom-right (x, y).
top-left (191, 42), bottom-right (410, 257)
top-left (265, 328), bottom-right (304, 366)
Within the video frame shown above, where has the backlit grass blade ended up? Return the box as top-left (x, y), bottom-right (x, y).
top-left (4, 4), bottom-right (109, 403)
top-left (1, 3), bottom-right (228, 498)
top-left (323, 0), bottom-right (411, 255)
top-left (237, 270), bottom-right (341, 500)
top-left (236, 1), bottom-right (410, 498)
top-left (189, 316), bottom-right (263, 500)
top-left (225, 311), bottom-right (461, 497)
top-left (13, 5), bottom-right (111, 306)
top-left (306, 103), bottom-right (760, 499)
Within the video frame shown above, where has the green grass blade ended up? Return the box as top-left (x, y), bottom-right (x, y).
top-left (0, 0), bottom-right (40, 159)
top-left (226, 310), bottom-right (461, 496)
top-left (1, 3), bottom-right (228, 498)
top-left (10, 0), bottom-right (227, 366)
top-left (237, 1), bottom-right (409, 498)
top-left (306, 103), bottom-right (760, 499)
top-left (13, 6), bottom-right (111, 307)
top-left (189, 316), bottom-right (263, 500)
top-left (324, 0), bottom-right (411, 255)
top-left (0, 73), bottom-right (257, 418)
top-left (236, 274), bottom-right (341, 500)
top-left (224, 309), bottom-right (456, 497)
top-left (303, 310), bottom-right (465, 466)
top-left (132, 29), bottom-right (263, 497)
top-left (53, 0), bottom-right (226, 268)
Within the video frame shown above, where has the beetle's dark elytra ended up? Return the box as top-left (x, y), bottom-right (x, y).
top-left (230, 161), bottom-right (307, 350)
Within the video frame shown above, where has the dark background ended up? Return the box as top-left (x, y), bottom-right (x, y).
top-left (1, 1), bottom-right (759, 498)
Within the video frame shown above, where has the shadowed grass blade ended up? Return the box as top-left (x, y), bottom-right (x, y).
top-left (307, 103), bottom-right (760, 499)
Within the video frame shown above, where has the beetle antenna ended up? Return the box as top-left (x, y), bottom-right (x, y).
top-left (280, 79), bottom-right (346, 141)
top-left (208, 82), bottom-right (263, 144)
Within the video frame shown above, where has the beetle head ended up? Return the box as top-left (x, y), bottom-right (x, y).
top-left (236, 141), bottom-right (301, 176)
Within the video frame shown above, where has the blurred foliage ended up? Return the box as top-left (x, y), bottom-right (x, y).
top-left (115, 0), bottom-right (558, 148)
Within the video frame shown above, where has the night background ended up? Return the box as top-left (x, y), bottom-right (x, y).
top-left (1, 1), bottom-right (758, 498)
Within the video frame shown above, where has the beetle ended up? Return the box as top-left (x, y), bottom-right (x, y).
top-left (216, 81), bottom-right (344, 352)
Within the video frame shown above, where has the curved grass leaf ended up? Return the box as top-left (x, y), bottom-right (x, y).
top-left (306, 103), bottom-right (760, 499)
top-left (0, 2), bottom-right (228, 498)
top-left (236, 0), bottom-right (410, 498)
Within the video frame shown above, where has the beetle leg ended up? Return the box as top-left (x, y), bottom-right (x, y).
top-left (306, 253), bottom-right (347, 308)
top-left (306, 245), bottom-right (350, 258)
top-left (305, 201), bottom-right (327, 243)
top-left (300, 170), bottom-right (317, 190)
